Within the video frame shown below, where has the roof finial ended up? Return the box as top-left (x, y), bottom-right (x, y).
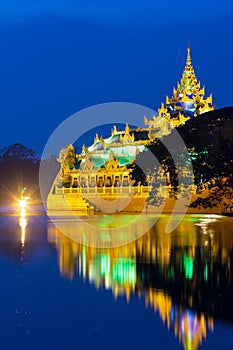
top-left (186, 43), bottom-right (191, 66)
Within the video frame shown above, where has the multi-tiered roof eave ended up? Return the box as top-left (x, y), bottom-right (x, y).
top-left (77, 124), bottom-right (153, 169)
top-left (166, 45), bottom-right (214, 116)
top-left (145, 45), bottom-right (215, 130)
top-left (77, 46), bottom-right (215, 168)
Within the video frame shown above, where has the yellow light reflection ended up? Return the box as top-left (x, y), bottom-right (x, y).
top-left (19, 201), bottom-right (28, 247)
top-left (19, 198), bottom-right (27, 208)
top-left (19, 215), bottom-right (27, 246)
top-left (47, 215), bottom-right (233, 350)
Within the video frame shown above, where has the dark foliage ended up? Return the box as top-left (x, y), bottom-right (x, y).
top-left (0, 143), bottom-right (40, 203)
top-left (132, 107), bottom-right (233, 207)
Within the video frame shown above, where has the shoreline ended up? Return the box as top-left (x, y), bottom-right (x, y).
top-left (0, 199), bottom-right (228, 217)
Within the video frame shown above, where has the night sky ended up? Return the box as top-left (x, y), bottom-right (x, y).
top-left (0, 0), bottom-right (232, 154)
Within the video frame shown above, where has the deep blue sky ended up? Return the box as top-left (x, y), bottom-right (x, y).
top-left (0, 0), bottom-right (233, 154)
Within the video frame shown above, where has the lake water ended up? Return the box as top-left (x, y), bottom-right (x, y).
top-left (0, 209), bottom-right (233, 350)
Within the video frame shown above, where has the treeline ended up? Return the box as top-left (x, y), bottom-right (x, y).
top-left (173, 106), bottom-right (233, 183)
top-left (0, 143), bottom-right (40, 203)
top-left (1, 107), bottom-right (232, 207)
top-left (134, 107), bottom-right (233, 179)
top-left (132, 107), bottom-right (233, 207)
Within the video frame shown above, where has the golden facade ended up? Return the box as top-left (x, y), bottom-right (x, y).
top-left (47, 45), bottom-right (216, 213)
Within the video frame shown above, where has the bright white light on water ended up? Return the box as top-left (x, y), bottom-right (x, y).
top-left (19, 216), bottom-right (27, 246)
top-left (19, 199), bottom-right (27, 208)
top-left (18, 197), bottom-right (29, 246)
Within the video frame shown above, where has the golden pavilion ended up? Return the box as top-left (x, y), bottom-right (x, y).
top-left (47, 46), bottom-right (215, 213)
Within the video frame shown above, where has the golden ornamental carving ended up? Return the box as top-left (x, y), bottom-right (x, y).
top-left (120, 123), bottom-right (134, 144)
top-left (101, 150), bottom-right (129, 173)
top-left (57, 144), bottom-right (76, 175)
top-left (80, 154), bottom-right (94, 172)
top-left (112, 125), bottom-right (118, 136)
top-left (158, 103), bottom-right (168, 116)
top-left (104, 151), bottom-right (119, 171)
top-left (148, 132), bottom-right (157, 141)
top-left (82, 144), bottom-right (88, 154)
top-left (94, 133), bottom-right (100, 143)
top-left (99, 135), bottom-right (105, 143)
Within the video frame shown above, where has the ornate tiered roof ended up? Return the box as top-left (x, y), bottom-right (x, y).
top-left (166, 45), bottom-right (214, 116)
top-left (77, 46), bottom-right (215, 167)
top-left (145, 45), bottom-right (215, 129)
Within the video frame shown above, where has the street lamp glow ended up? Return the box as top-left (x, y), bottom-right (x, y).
top-left (19, 198), bottom-right (27, 208)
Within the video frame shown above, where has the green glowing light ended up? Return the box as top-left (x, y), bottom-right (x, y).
top-left (112, 258), bottom-right (136, 284)
top-left (100, 254), bottom-right (110, 276)
top-left (183, 253), bottom-right (194, 280)
top-left (88, 145), bottom-right (145, 168)
top-left (82, 247), bottom-right (86, 276)
top-left (168, 265), bottom-right (175, 281)
top-left (204, 263), bottom-right (208, 282)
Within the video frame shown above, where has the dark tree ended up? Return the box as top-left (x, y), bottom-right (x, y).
top-left (0, 143), bottom-right (40, 203)
top-left (131, 107), bottom-right (233, 208)
top-left (0, 143), bottom-right (38, 163)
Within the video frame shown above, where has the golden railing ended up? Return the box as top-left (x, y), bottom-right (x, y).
top-left (55, 185), bottom-right (151, 195)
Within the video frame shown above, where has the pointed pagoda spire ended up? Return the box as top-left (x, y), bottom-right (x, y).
top-left (186, 44), bottom-right (192, 66)
top-left (155, 44), bottom-right (215, 122)
top-left (178, 44), bottom-right (199, 94)
top-left (94, 133), bottom-right (100, 143)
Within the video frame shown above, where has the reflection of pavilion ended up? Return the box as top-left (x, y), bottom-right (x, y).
top-left (46, 214), bottom-right (233, 349)
top-left (146, 288), bottom-right (213, 350)
top-left (174, 308), bottom-right (213, 350)
top-left (48, 223), bottom-right (138, 300)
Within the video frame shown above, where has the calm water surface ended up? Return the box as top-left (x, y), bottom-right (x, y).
top-left (0, 209), bottom-right (233, 350)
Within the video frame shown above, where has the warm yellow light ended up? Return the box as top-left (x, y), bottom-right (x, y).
top-left (21, 207), bottom-right (26, 217)
top-left (19, 199), bottom-right (27, 208)
top-left (18, 197), bottom-right (29, 246)
top-left (19, 216), bottom-right (27, 246)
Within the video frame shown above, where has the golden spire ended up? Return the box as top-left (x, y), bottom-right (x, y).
top-left (112, 125), bottom-right (118, 136)
top-left (171, 44), bottom-right (200, 97)
top-left (120, 123), bottom-right (134, 143)
top-left (94, 133), bottom-right (100, 143)
top-left (186, 44), bottom-right (192, 66)
top-left (156, 44), bottom-right (215, 121)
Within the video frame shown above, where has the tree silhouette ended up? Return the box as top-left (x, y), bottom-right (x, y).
top-left (0, 143), bottom-right (38, 163)
top-left (0, 143), bottom-right (40, 203)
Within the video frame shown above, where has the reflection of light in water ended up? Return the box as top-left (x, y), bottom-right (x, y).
top-left (182, 254), bottom-right (194, 280)
top-left (48, 220), bottom-right (223, 349)
top-left (19, 216), bottom-right (27, 246)
top-left (196, 215), bottom-right (220, 228)
top-left (20, 206), bottom-right (26, 217)
top-left (80, 249), bottom-right (136, 300)
top-left (19, 200), bottom-right (28, 247)
top-left (49, 214), bottom-right (157, 248)
top-left (17, 198), bottom-right (32, 335)
top-left (146, 289), bottom-right (213, 350)
top-left (195, 215), bottom-right (221, 236)
top-left (170, 306), bottom-right (214, 350)
top-left (19, 198), bottom-right (27, 209)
